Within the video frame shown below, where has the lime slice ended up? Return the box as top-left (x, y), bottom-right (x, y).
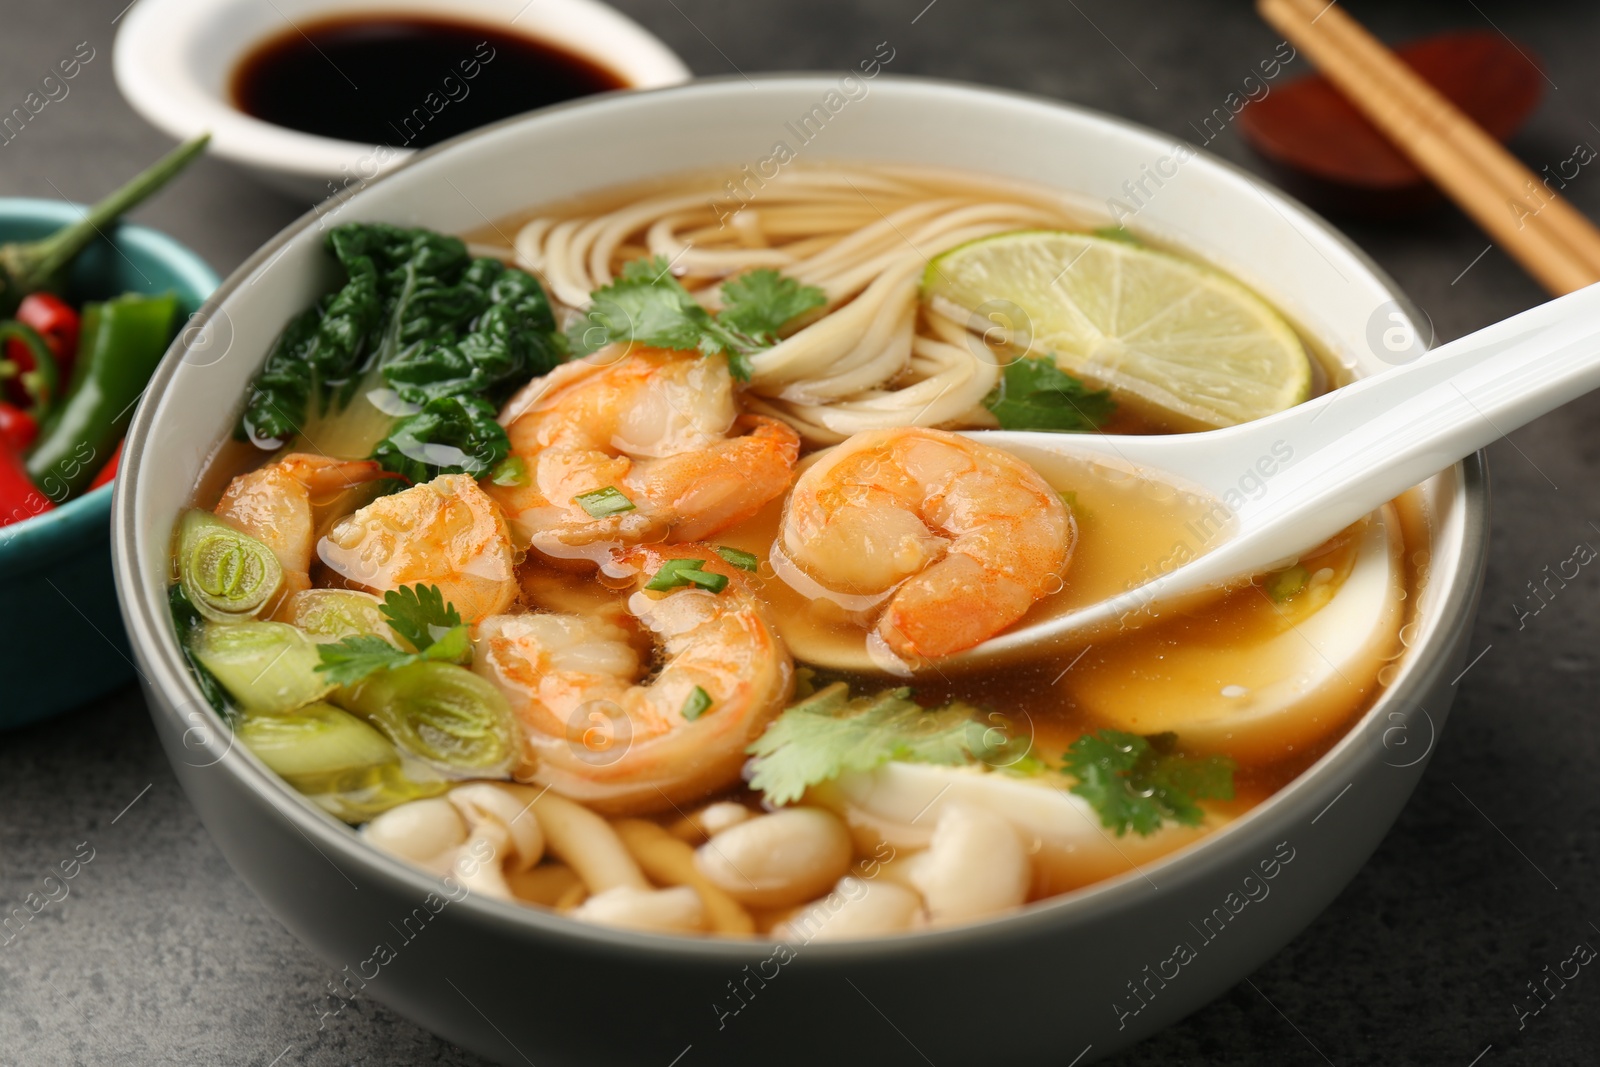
top-left (924, 230), bottom-right (1311, 429)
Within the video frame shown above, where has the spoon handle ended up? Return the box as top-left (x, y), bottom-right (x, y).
top-left (1205, 280), bottom-right (1600, 580)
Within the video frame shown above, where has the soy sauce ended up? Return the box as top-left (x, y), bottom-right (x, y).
top-left (231, 15), bottom-right (628, 148)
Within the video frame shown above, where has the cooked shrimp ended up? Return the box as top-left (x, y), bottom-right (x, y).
top-left (489, 347), bottom-right (800, 564)
top-left (473, 544), bottom-right (793, 814)
top-left (317, 473), bottom-right (518, 623)
top-left (778, 427), bottom-right (1073, 660)
top-left (214, 452), bottom-right (388, 596)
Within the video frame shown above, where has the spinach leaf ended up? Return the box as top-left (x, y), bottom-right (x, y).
top-left (238, 223), bottom-right (563, 480)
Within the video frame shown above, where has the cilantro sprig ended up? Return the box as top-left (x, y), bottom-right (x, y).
top-left (984, 356), bottom-right (1115, 432)
top-left (566, 258), bottom-right (825, 380)
top-left (314, 584), bottom-right (472, 686)
top-left (1061, 730), bottom-right (1234, 836)
top-left (744, 681), bottom-right (1232, 835)
top-left (746, 682), bottom-right (1021, 805)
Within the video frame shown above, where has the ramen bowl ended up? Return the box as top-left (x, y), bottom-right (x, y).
top-left (112, 76), bottom-right (1485, 1065)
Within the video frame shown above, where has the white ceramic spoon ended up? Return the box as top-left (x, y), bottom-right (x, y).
top-left (913, 281), bottom-right (1600, 667)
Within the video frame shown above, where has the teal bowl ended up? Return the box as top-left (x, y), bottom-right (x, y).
top-left (0, 199), bottom-right (218, 728)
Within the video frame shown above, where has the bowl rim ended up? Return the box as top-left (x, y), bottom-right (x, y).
top-left (0, 199), bottom-right (220, 576)
top-left (113, 72), bottom-right (1489, 963)
top-left (112, 0), bottom-right (693, 183)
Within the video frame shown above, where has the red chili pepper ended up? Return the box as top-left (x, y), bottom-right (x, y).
top-left (16, 293), bottom-right (79, 369)
top-left (0, 320), bottom-right (58, 423)
top-left (0, 401), bottom-right (37, 451)
top-left (88, 439), bottom-right (122, 491)
top-left (0, 439), bottom-right (51, 528)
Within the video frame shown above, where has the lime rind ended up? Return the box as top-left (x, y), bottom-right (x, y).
top-left (923, 230), bottom-right (1311, 429)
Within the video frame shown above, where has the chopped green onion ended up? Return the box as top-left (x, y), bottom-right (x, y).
top-left (574, 486), bottom-right (635, 517)
top-left (681, 686), bottom-right (713, 721)
top-left (1264, 564), bottom-right (1310, 603)
top-left (715, 546), bottom-right (759, 571)
top-left (645, 558), bottom-right (728, 593)
top-left (489, 455), bottom-right (528, 487)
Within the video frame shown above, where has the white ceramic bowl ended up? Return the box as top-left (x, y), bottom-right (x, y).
top-left (113, 0), bottom-right (690, 200)
top-left (113, 76), bottom-right (1485, 1065)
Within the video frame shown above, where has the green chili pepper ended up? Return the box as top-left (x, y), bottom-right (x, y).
top-left (0, 320), bottom-right (58, 418)
top-left (27, 292), bottom-right (177, 500)
top-left (0, 135), bottom-right (208, 319)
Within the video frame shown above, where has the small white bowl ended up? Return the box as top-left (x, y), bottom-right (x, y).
top-left (113, 0), bottom-right (691, 200)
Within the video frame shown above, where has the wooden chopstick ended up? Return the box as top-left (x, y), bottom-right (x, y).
top-left (1258, 0), bottom-right (1600, 295)
top-left (1274, 0), bottom-right (1600, 278)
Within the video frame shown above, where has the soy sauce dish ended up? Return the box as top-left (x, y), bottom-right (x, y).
top-left (113, 0), bottom-right (689, 199)
top-left (114, 78), bottom-right (1486, 1066)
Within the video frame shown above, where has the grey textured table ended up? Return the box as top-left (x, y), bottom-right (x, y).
top-left (3, 1), bottom-right (1598, 1064)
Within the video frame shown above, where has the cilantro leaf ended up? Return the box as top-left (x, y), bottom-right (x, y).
top-left (569, 264), bottom-right (716, 357)
top-left (380, 584), bottom-right (462, 653)
top-left (314, 635), bottom-right (416, 687)
top-left (746, 683), bottom-right (1021, 805)
top-left (314, 625), bottom-right (472, 687)
top-left (314, 584), bottom-right (472, 687)
top-left (718, 269), bottom-right (825, 343)
top-left (1062, 729), bottom-right (1234, 836)
top-left (565, 257), bottom-right (821, 381)
top-left (985, 357), bottom-right (1116, 432)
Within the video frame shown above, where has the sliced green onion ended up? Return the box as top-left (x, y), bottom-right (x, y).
top-left (715, 546), bottom-right (759, 571)
top-left (239, 701), bottom-right (396, 779)
top-left (237, 702), bottom-right (448, 823)
top-left (190, 620), bottom-right (333, 715)
top-left (286, 589), bottom-right (392, 642)
top-left (489, 454), bottom-right (529, 487)
top-left (574, 485), bottom-right (636, 517)
top-left (178, 509), bottom-right (283, 623)
top-left (333, 660), bottom-right (516, 777)
top-left (645, 558), bottom-right (728, 593)
top-left (680, 686), bottom-right (713, 721)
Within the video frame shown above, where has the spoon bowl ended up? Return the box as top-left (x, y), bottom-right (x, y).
top-left (796, 280), bottom-right (1600, 672)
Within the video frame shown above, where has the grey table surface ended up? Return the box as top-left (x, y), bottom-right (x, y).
top-left (2, 0), bottom-right (1599, 1064)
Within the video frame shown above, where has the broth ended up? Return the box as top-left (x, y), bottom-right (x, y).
top-left (178, 162), bottom-right (1423, 938)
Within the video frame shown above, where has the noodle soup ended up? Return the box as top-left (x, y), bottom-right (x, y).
top-left (170, 163), bottom-right (1416, 939)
